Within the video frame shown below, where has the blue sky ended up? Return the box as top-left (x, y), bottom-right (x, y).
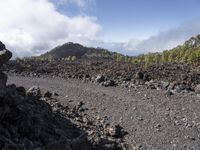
top-left (56, 0), bottom-right (200, 42)
top-left (1, 0), bottom-right (200, 57)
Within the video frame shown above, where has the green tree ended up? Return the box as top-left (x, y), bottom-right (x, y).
top-left (188, 52), bottom-right (197, 64)
top-left (162, 51), bottom-right (169, 62)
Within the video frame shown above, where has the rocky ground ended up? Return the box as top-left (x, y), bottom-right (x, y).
top-left (0, 42), bottom-right (128, 150)
top-left (4, 43), bottom-right (200, 149)
top-left (2, 78), bottom-right (128, 149)
top-left (8, 75), bottom-right (200, 150)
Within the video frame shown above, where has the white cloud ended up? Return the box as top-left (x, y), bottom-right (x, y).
top-left (1, 0), bottom-right (199, 58)
top-left (0, 0), bottom-right (101, 57)
top-left (123, 18), bottom-right (200, 55)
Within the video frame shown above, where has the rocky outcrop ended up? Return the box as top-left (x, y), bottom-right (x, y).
top-left (0, 41), bottom-right (12, 66)
top-left (0, 42), bottom-right (12, 97)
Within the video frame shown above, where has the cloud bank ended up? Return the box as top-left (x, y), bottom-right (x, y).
top-left (82, 18), bottom-right (200, 56)
top-left (0, 0), bottom-right (101, 57)
top-left (123, 18), bottom-right (200, 55)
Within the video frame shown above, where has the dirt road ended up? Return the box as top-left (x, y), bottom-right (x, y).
top-left (8, 75), bottom-right (200, 150)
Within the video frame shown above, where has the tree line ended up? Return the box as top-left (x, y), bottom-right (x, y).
top-left (114, 45), bottom-right (200, 66)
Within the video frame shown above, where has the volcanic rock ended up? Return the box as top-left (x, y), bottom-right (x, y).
top-left (0, 41), bottom-right (12, 66)
top-left (27, 86), bottom-right (41, 98)
top-left (0, 41), bottom-right (6, 50)
top-left (0, 50), bottom-right (12, 65)
top-left (135, 72), bottom-right (144, 80)
top-left (44, 91), bottom-right (52, 98)
top-left (95, 75), bottom-right (105, 83)
top-left (0, 41), bottom-right (12, 97)
top-left (102, 79), bottom-right (116, 87)
top-left (106, 124), bottom-right (127, 138)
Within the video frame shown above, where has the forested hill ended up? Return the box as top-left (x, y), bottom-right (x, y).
top-left (131, 34), bottom-right (200, 65)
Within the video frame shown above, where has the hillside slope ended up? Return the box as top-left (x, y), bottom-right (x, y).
top-left (40, 42), bottom-right (119, 60)
top-left (132, 34), bottom-right (200, 65)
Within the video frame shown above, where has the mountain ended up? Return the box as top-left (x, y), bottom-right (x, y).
top-left (131, 34), bottom-right (200, 65)
top-left (40, 42), bottom-right (120, 60)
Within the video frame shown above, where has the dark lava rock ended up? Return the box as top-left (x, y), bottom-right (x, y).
top-left (102, 79), bottom-right (116, 87)
top-left (0, 41), bottom-right (6, 50)
top-left (166, 90), bottom-right (173, 96)
top-left (161, 81), bottom-right (170, 89)
top-left (106, 124), bottom-right (127, 138)
top-left (135, 72), bottom-right (144, 80)
top-left (0, 50), bottom-right (12, 65)
top-left (53, 92), bottom-right (59, 96)
top-left (44, 91), bottom-right (52, 98)
top-left (0, 41), bottom-right (11, 97)
top-left (16, 86), bottom-right (26, 97)
top-left (143, 73), bottom-right (151, 81)
top-left (95, 75), bottom-right (105, 83)
top-left (27, 86), bottom-right (41, 98)
top-left (0, 41), bottom-right (12, 66)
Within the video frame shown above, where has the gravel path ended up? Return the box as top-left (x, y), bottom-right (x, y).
top-left (8, 75), bottom-right (200, 150)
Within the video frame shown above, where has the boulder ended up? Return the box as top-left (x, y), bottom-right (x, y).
top-left (0, 41), bottom-right (12, 66)
top-left (135, 72), bottom-right (144, 80)
top-left (0, 50), bottom-right (12, 65)
top-left (165, 90), bottom-right (173, 96)
top-left (106, 124), bottom-right (127, 138)
top-left (0, 41), bottom-right (12, 97)
top-left (44, 91), bottom-right (52, 98)
top-left (102, 79), bottom-right (116, 87)
top-left (0, 41), bottom-right (6, 50)
top-left (27, 86), bottom-right (41, 98)
top-left (161, 81), bottom-right (170, 89)
top-left (95, 75), bottom-right (105, 83)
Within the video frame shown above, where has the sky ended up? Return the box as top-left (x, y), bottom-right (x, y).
top-left (0, 0), bottom-right (200, 57)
